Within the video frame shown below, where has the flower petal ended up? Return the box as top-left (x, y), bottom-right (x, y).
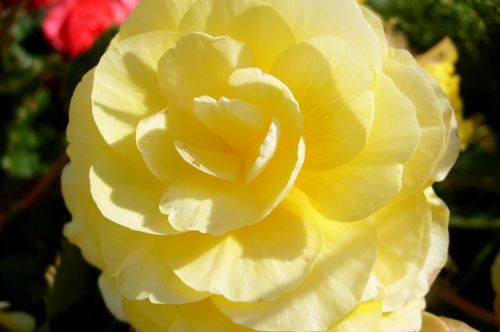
top-left (271, 35), bottom-right (374, 171)
top-left (64, 70), bottom-right (110, 268)
top-left (264, 0), bottom-right (382, 67)
top-left (136, 109), bottom-right (227, 183)
top-left (213, 190), bottom-right (376, 331)
top-left (99, 221), bottom-right (208, 305)
top-left (92, 31), bottom-right (174, 158)
top-left (98, 274), bottom-right (128, 322)
top-left (89, 154), bottom-right (177, 235)
top-left (371, 193), bottom-right (427, 286)
top-left (384, 49), bottom-right (447, 193)
top-left (119, 0), bottom-right (197, 39)
top-left (178, 0), bottom-right (295, 70)
top-left (379, 298), bottom-right (425, 332)
top-left (327, 301), bottom-right (382, 332)
top-left (298, 161), bottom-right (403, 222)
top-left (164, 192), bottom-right (322, 302)
top-left (157, 32), bottom-right (253, 110)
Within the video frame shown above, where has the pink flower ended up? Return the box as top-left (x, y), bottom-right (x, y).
top-left (42, 0), bottom-right (139, 58)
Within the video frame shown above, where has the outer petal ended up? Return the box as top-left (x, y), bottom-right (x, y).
top-left (296, 65), bottom-right (420, 222)
top-left (378, 297), bottom-right (425, 332)
top-left (89, 154), bottom-right (178, 235)
top-left (263, 0), bottom-right (382, 67)
top-left (375, 190), bottom-right (437, 312)
top-left (327, 301), bottom-right (382, 332)
top-left (64, 70), bottom-right (110, 268)
top-left (214, 189), bottom-right (377, 331)
top-left (98, 221), bottom-right (208, 305)
top-left (123, 299), bottom-right (184, 332)
top-left (119, 0), bottom-right (197, 39)
top-left (123, 299), bottom-right (252, 332)
top-left (98, 273), bottom-right (128, 322)
top-left (178, 0), bottom-right (295, 70)
top-left (371, 192), bottom-right (427, 287)
top-left (271, 35), bottom-right (374, 171)
top-left (92, 31), bottom-right (174, 158)
top-left (298, 161), bottom-right (403, 222)
top-left (164, 192), bottom-right (322, 302)
top-left (384, 49), bottom-right (447, 193)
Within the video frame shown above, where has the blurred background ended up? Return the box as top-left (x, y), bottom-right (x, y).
top-left (0, 0), bottom-right (499, 331)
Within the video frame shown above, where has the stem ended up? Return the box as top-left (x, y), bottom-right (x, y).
top-left (439, 288), bottom-right (499, 327)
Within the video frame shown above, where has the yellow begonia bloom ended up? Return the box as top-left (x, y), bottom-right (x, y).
top-left (62, 1), bottom-right (459, 331)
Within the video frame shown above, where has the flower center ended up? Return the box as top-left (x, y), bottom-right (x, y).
top-left (173, 95), bottom-right (280, 184)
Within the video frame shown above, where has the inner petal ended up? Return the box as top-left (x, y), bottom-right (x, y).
top-left (157, 32), bottom-right (253, 110)
top-left (244, 118), bottom-right (280, 184)
top-left (193, 95), bottom-right (264, 152)
top-left (174, 140), bottom-right (240, 182)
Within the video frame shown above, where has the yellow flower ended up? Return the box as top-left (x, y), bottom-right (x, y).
top-left (62, 1), bottom-right (459, 331)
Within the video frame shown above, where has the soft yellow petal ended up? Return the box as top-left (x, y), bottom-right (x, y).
top-left (421, 188), bottom-right (450, 288)
top-left (92, 31), bottom-right (174, 158)
top-left (264, 0), bottom-right (382, 67)
top-left (361, 71), bottom-right (420, 164)
top-left (271, 35), bottom-right (374, 171)
top-left (164, 193), bottom-right (322, 302)
top-left (298, 161), bottom-right (403, 222)
top-left (62, 164), bottom-right (105, 269)
top-left (244, 118), bottom-right (280, 184)
top-left (423, 67), bottom-right (460, 182)
top-left (376, 192), bottom-right (433, 311)
top-left (119, 0), bottom-right (196, 39)
top-left (136, 109), bottom-right (226, 183)
top-left (174, 140), bottom-right (240, 181)
top-left (159, 177), bottom-right (262, 235)
top-left (64, 71), bottom-right (110, 268)
top-left (384, 49), bottom-right (446, 193)
top-left (98, 273), bottom-right (128, 322)
top-left (327, 301), bottom-right (382, 332)
top-left (178, 0), bottom-right (295, 70)
top-left (193, 96), bottom-right (264, 152)
top-left (89, 154), bottom-right (177, 235)
top-left (378, 297), bottom-right (425, 332)
top-left (123, 299), bottom-right (253, 332)
top-left (177, 300), bottom-right (252, 332)
top-left (214, 190), bottom-right (376, 331)
top-left (360, 5), bottom-right (387, 52)
top-left (123, 299), bottom-right (184, 332)
top-left (157, 32), bottom-right (253, 110)
top-left (98, 221), bottom-right (208, 305)
top-left (371, 192), bottom-right (427, 286)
